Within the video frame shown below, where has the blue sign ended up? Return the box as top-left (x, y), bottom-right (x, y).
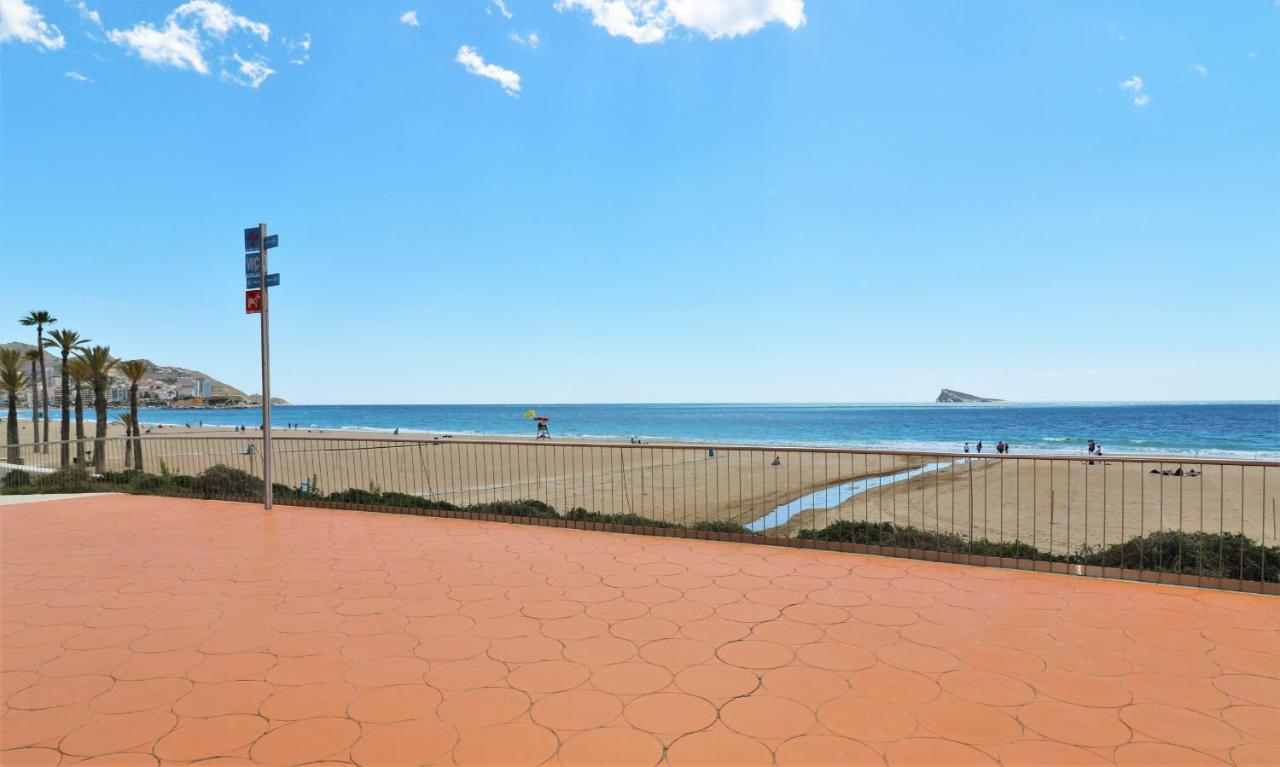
top-left (246, 273), bottom-right (280, 289)
top-left (263, 234), bottom-right (278, 249)
top-left (245, 254), bottom-right (260, 275)
top-left (244, 227), bottom-right (260, 252)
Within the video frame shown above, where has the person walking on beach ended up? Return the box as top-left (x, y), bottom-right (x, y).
top-left (964, 442), bottom-right (970, 453)
top-left (976, 441), bottom-right (983, 453)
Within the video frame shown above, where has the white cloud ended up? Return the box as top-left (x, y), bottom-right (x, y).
top-left (400, 10), bottom-right (419, 27)
top-left (508, 30), bottom-right (539, 47)
top-left (172, 0), bottom-right (267, 41)
top-left (0, 0), bottom-right (67, 49)
top-left (106, 1), bottom-right (272, 85)
top-left (455, 44), bottom-right (520, 96)
top-left (286, 32), bottom-right (310, 65)
top-left (107, 21), bottom-right (206, 72)
top-left (489, 0), bottom-right (513, 19)
top-left (1191, 63), bottom-right (1207, 77)
top-left (74, 1), bottom-right (101, 28)
top-left (227, 52), bottom-right (273, 87)
top-left (1120, 74), bottom-right (1149, 106)
top-left (65, 70), bottom-right (91, 81)
top-left (555, 0), bottom-right (804, 44)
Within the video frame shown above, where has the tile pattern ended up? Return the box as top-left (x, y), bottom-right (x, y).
top-left (2, 494), bottom-right (1278, 766)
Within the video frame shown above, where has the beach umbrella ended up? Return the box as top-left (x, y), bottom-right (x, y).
top-left (534, 416), bottom-right (549, 422)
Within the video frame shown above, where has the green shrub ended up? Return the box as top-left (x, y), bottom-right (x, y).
top-left (326, 488), bottom-right (383, 505)
top-left (564, 507), bottom-right (684, 529)
top-left (129, 473), bottom-right (168, 492)
top-left (381, 492), bottom-right (458, 511)
top-left (193, 464), bottom-right (263, 498)
top-left (1080, 531), bottom-right (1279, 582)
top-left (34, 468), bottom-right (96, 493)
top-left (693, 520), bottom-right (756, 534)
top-left (2, 469), bottom-right (32, 490)
top-left (794, 520), bottom-right (1279, 583)
top-left (465, 499), bottom-right (560, 519)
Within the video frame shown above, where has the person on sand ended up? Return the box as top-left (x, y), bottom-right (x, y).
top-left (394, 428), bottom-right (400, 435)
top-left (771, 456), bottom-right (781, 467)
top-left (976, 441), bottom-right (983, 453)
top-left (964, 442), bottom-right (970, 453)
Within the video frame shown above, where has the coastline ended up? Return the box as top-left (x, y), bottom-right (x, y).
top-left (12, 419), bottom-right (1280, 460)
top-left (12, 416), bottom-right (1278, 462)
top-left (8, 421), bottom-right (1276, 550)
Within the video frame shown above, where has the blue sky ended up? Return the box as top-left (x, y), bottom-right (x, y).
top-left (2, 1), bottom-right (1278, 404)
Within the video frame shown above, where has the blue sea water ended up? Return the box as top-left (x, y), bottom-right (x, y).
top-left (54, 401), bottom-right (1280, 459)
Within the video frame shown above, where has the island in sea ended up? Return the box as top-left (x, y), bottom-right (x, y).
top-left (935, 388), bottom-right (1004, 403)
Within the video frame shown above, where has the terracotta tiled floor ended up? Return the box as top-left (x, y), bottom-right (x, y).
top-left (2, 495), bottom-right (1278, 766)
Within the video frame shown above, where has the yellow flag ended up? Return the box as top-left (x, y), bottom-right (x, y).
top-left (524, 409), bottom-right (536, 419)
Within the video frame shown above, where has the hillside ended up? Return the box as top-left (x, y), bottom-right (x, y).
top-left (3, 341), bottom-right (250, 401)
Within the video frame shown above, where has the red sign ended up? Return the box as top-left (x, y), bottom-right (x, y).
top-left (245, 289), bottom-right (262, 314)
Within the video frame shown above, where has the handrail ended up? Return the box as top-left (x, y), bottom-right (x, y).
top-left (15, 433), bottom-right (1274, 467)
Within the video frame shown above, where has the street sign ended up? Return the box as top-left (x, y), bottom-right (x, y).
top-left (263, 234), bottom-right (278, 249)
top-left (244, 227), bottom-right (261, 252)
top-left (245, 254), bottom-right (261, 275)
top-left (246, 273), bottom-right (280, 289)
top-left (245, 289), bottom-right (262, 314)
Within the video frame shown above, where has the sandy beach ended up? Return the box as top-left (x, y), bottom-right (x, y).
top-left (9, 421), bottom-right (1278, 555)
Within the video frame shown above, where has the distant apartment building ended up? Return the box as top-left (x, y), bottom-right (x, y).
top-left (195, 379), bottom-right (213, 397)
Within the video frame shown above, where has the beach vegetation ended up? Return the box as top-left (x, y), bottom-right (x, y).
top-left (692, 520), bottom-right (755, 534)
top-left (1, 348), bottom-right (26, 464)
top-left (2, 469), bottom-right (32, 489)
top-left (65, 357), bottom-right (91, 466)
top-left (78, 346), bottom-right (118, 474)
top-left (192, 464), bottom-right (263, 498)
top-left (33, 467), bottom-right (96, 493)
top-left (120, 359), bottom-right (149, 471)
top-left (42, 329), bottom-right (89, 468)
top-left (23, 348), bottom-right (41, 453)
top-left (795, 519), bottom-right (1279, 582)
top-left (19, 310), bottom-right (56, 453)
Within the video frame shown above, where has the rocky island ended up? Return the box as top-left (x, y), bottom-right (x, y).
top-left (936, 388), bottom-right (1004, 403)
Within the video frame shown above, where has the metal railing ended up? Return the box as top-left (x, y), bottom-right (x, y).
top-left (3, 434), bottom-right (1276, 593)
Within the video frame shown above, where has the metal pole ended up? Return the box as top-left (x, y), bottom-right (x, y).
top-left (259, 222), bottom-right (273, 509)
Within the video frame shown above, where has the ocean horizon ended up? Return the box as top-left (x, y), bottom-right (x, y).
top-left (20, 401), bottom-right (1279, 460)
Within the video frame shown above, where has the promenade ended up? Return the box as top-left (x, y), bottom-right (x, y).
top-left (2, 495), bottom-right (1278, 765)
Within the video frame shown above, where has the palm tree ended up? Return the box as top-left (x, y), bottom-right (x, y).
top-left (120, 360), bottom-right (149, 471)
top-left (43, 329), bottom-right (89, 468)
top-left (66, 357), bottom-right (91, 466)
top-left (2, 349), bottom-right (26, 464)
top-left (23, 348), bottom-right (41, 448)
top-left (112, 414), bottom-right (136, 469)
top-left (20, 311), bottom-right (56, 453)
top-left (80, 346), bottom-right (117, 474)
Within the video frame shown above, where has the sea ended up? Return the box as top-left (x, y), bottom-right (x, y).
top-left (42, 402), bottom-right (1279, 460)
